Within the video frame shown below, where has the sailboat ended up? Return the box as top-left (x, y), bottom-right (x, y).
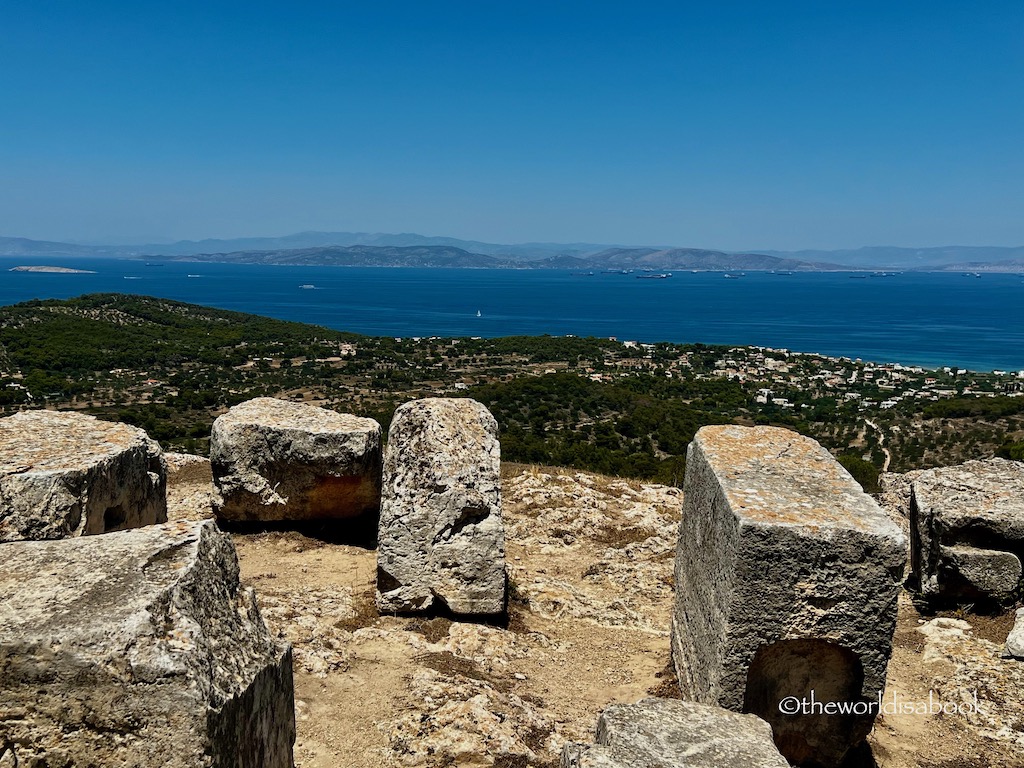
top-left (476, 310), bottom-right (482, 317)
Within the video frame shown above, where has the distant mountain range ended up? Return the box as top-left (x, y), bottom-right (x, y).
top-left (147, 245), bottom-right (843, 271)
top-left (1, 233), bottom-right (1023, 272)
top-left (752, 245), bottom-right (1024, 270)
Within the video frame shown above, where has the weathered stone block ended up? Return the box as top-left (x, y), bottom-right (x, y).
top-left (211, 397), bottom-right (382, 523)
top-left (910, 458), bottom-right (1024, 604)
top-left (0, 409), bottom-right (167, 542)
top-left (560, 698), bottom-right (788, 768)
top-left (672, 425), bottom-right (906, 768)
top-left (376, 397), bottom-right (505, 615)
top-left (0, 520), bottom-right (294, 767)
top-left (939, 544), bottom-right (1021, 603)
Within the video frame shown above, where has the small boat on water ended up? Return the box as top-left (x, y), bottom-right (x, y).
top-left (476, 310), bottom-right (482, 317)
top-left (636, 273), bottom-right (671, 279)
top-left (299, 284), bottom-right (316, 289)
top-left (187, 274), bottom-right (202, 278)
top-left (723, 273), bottom-right (744, 279)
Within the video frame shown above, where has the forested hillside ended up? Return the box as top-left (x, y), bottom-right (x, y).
top-left (2, 294), bottom-right (1022, 487)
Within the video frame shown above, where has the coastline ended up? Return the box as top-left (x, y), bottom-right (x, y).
top-left (1, 258), bottom-right (1021, 372)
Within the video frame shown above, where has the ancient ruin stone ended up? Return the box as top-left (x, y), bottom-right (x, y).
top-left (376, 397), bottom-right (505, 615)
top-left (0, 520), bottom-right (294, 767)
top-left (1004, 608), bottom-right (1024, 660)
top-left (939, 545), bottom-right (1021, 603)
top-left (0, 409), bottom-right (167, 542)
top-left (560, 698), bottom-right (789, 768)
top-left (910, 458), bottom-right (1024, 605)
top-left (211, 397), bottom-right (382, 524)
top-left (672, 425), bottom-right (906, 768)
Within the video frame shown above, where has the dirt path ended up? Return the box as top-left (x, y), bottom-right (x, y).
top-left (866, 418), bottom-right (893, 472)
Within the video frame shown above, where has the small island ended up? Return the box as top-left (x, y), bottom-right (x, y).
top-left (8, 265), bottom-right (97, 274)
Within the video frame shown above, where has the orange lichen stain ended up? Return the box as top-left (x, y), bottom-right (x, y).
top-left (0, 411), bottom-right (146, 473)
top-left (306, 476), bottom-right (380, 518)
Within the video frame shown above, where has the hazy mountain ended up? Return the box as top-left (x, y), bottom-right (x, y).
top-left (134, 232), bottom-right (629, 260)
top-left (556, 247), bottom-right (840, 271)
top-left (0, 236), bottom-right (132, 257)
top-left (755, 245), bottom-right (1024, 269)
top-left (3, 233), bottom-right (1024, 271)
top-left (169, 244), bottom-right (835, 271)
top-left (175, 245), bottom-right (507, 268)
top-left (932, 258), bottom-right (1024, 273)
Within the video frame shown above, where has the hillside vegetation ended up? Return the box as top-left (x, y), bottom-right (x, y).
top-left (1, 293), bottom-right (1022, 486)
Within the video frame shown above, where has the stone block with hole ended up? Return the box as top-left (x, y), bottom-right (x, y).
top-left (211, 397), bottom-right (382, 524)
top-left (0, 410), bottom-right (167, 542)
top-left (0, 520), bottom-right (294, 767)
top-left (671, 425), bottom-right (906, 768)
top-left (909, 458), bottom-right (1024, 605)
top-left (376, 398), bottom-right (505, 615)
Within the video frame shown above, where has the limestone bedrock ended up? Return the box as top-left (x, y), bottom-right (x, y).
top-left (211, 397), bottom-right (382, 523)
top-left (376, 397), bottom-right (506, 615)
top-left (671, 425), bottom-right (906, 768)
top-left (0, 520), bottom-right (295, 767)
top-left (560, 697), bottom-right (789, 768)
top-left (0, 409), bottom-right (167, 542)
top-left (909, 458), bottom-right (1024, 605)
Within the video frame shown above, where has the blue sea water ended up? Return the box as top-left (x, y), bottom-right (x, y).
top-left (2, 256), bottom-right (1023, 372)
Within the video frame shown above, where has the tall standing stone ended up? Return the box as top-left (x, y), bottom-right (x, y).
top-left (0, 520), bottom-right (294, 767)
top-left (376, 398), bottom-right (505, 615)
top-left (672, 425), bottom-right (906, 768)
top-left (211, 397), bottom-right (382, 524)
top-left (909, 458), bottom-right (1024, 605)
top-left (0, 410), bottom-right (167, 542)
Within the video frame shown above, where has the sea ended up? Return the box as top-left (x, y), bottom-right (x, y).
top-left (2, 256), bottom-right (1023, 372)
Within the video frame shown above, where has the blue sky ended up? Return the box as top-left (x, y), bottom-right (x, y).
top-left (2, 1), bottom-right (1022, 249)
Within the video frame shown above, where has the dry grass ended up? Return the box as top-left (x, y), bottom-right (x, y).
top-left (415, 651), bottom-right (511, 692)
top-left (333, 592), bottom-right (379, 633)
top-left (933, 606), bottom-right (1019, 644)
top-left (403, 616), bottom-right (453, 643)
top-left (592, 525), bottom-right (657, 549)
top-left (646, 662), bottom-right (682, 699)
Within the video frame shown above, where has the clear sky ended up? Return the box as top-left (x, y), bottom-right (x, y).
top-left (2, 1), bottom-right (1022, 250)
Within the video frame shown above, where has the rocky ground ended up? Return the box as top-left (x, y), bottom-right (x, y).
top-left (165, 455), bottom-right (1024, 768)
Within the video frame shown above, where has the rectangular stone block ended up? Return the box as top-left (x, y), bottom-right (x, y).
top-left (560, 698), bottom-right (788, 768)
top-left (938, 544), bottom-right (1021, 602)
top-left (211, 397), bottom-right (382, 524)
top-left (0, 410), bottom-right (167, 541)
top-left (0, 520), bottom-right (294, 767)
top-left (672, 425), bottom-right (906, 768)
top-left (910, 458), bottom-right (1024, 604)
